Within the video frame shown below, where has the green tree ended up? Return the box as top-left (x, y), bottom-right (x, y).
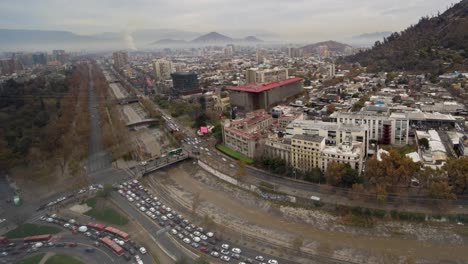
top-left (427, 180), bottom-right (456, 200)
top-left (418, 138), bottom-right (429, 151)
top-left (445, 157), bottom-right (468, 195)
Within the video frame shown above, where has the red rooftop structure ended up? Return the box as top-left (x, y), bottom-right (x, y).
top-left (227, 77), bottom-right (303, 111)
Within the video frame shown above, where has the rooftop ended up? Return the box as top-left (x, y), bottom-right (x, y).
top-left (292, 134), bottom-right (324, 143)
top-left (227, 77), bottom-right (303, 93)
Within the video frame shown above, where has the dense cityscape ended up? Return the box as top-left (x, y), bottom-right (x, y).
top-left (0, 1), bottom-right (468, 264)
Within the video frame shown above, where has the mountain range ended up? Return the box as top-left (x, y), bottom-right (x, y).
top-left (151, 32), bottom-right (263, 46)
top-left (301, 40), bottom-right (352, 54)
top-left (0, 29), bottom-right (265, 51)
top-left (346, 0), bottom-right (468, 73)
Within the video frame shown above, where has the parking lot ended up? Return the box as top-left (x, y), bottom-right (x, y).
top-left (117, 179), bottom-right (281, 264)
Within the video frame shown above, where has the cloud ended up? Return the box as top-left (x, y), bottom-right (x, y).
top-left (0, 0), bottom-right (459, 41)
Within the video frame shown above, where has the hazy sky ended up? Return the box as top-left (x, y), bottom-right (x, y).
top-left (0, 0), bottom-right (458, 40)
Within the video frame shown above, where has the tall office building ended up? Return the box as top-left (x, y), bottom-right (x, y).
top-left (224, 46), bottom-right (233, 57)
top-left (171, 72), bottom-right (200, 95)
top-left (245, 68), bottom-right (289, 84)
top-left (112, 51), bottom-right (128, 69)
top-left (288, 47), bottom-right (303, 58)
top-left (256, 49), bottom-right (266, 64)
top-left (153, 59), bottom-right (174, 81)
top-left (32, 52), bottom-right (47, 65)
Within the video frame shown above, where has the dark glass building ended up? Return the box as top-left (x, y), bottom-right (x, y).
top-left (171, 72), bottom-right (200, 95)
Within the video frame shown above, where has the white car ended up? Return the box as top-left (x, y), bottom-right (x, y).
top-left (140, 207), bottom-right (146, 212)
top-left (255, 256), bottom-right (265, 261)
top-left (206, 232), bottom-right (214, 238)
top-left (232, 248), bottom-right (241, 254)
top-left (183, 238), bottom-right (191, 244)
top-left (139, 247), bottom-right (147, 254)
top-left (149, 207), bottom-right (155, 213)
top-left (220, 255), bottom-right (230, 262)
top-left (171, 229), bottom-right (178, 235)
top-left (200, 235), bottom-right (207, 240)
top-left (193, 237), bottom-right (201, 242)
top-left (193, 231), bottom-right (201, 236)
top-left (221, 244), bottom-right (229, 250)
top-left (268, 260), bottom-right (278, 264)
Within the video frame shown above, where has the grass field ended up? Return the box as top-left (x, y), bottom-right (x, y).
top-left (45, 254), bottom-right (84, 264)
top-left (15, 253), bottom-right (44, 264)
top-left (215, 144), bottom-right (254, 164)
top-left (85, 208), bottom-right (128, 226)
top-left (4, 224), bottom-right (61, 239)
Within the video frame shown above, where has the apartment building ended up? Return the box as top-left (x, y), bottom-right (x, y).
top-left (222, 109), bottom-right (273, 158)
top-left (291, 134), bottom-right (325, 172)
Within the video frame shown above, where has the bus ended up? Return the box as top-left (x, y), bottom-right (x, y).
top-left (168, 148), bottom-right (183, 156)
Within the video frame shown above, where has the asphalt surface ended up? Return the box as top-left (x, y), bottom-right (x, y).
top-left (87, 63), bottom-right (112, 174)
top-left (111, 193), bottom-right (195, 262)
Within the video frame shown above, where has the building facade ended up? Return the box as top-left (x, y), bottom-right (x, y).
top-left (171, 72), bottom-right (200, 95)
top-left (245, 68), bottom-right (289, 84)
top-left (321, 140), bottom-right (365, 173)
top-left (223, 109), bottom-right (273, 158)
top-left (228, 77), bottom-right (303, 112)
top-left (291, 134), bottom-right (325, 172)
top-left (153, 59), bottom-right (174, 81)
top-left (112, 51), bottom-right (128, 69)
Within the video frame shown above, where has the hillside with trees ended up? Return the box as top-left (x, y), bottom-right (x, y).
top-left (346, 0), bottom-right (468, 73)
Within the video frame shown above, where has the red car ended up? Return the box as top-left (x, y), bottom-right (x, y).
top-left (68, 242), bottom-right (77, 247)
top-left (200, 246), bottom-right (208, 253)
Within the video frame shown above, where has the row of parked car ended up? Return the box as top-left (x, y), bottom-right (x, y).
top-left (118, 179), bottom-right (279, 264)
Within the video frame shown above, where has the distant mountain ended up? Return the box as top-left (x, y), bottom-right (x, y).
top-left (132, 29), bottom-right (201, 45)
top-left (301, 40), bottom-right (352, 54)
top-left (0, 29), bottom-right (127, 51)
top-left (346, 0), bottom-right (468, 73)
top-left (191, 32), bottom-right (234, 43)
top-left (353, 32), bottom-right (393, 40)
top-left (150, 38), bottom-right (187, 45)
top-left (242, 36), bottom-right (263, 42)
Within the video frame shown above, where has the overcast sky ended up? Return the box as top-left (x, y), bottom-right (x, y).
top-left (0, 0), bottom-right (458, 40)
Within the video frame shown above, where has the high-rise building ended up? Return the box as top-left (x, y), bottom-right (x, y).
top-left (171, 72), bottom-right (200, 95)
top-left (224, 46), bottom-right (233, 57)
top-left (288, 47), bottom-right (303, 58)
top-left (32, 52), bottom-right (47, 65)
top-left (245, 68), bottom-right (289, 84)
top-left (256, 49), bottom-right (266, 64)
top-left (112, 51), bottom-right (128, 69)
top-left (153, 59), bottom-right (174, 81)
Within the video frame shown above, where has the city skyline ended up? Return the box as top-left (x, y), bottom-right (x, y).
top-left (0, 0), bottom-right (459, 41)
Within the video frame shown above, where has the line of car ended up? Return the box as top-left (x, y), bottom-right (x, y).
top-left (36, 184), bottom-right (104, 212)
top-left (39, 213), bottom-right (147, 262)
top-left (118, 179), bottom-right (279, 264)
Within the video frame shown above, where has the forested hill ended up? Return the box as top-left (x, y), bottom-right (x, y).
top-left (346, 0), bottom-right (468, 73)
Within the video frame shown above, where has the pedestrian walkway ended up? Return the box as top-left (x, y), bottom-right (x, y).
top-left (38, 252), bottom-right (55, 264)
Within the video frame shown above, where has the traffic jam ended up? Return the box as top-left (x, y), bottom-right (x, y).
top-left (37, 214), bottom-right (148, 263)
top-left (118, 179), bottom-right (279, 264)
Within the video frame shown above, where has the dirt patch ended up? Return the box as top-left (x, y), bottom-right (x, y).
top-left (69, 204), bottom-right (92, 214)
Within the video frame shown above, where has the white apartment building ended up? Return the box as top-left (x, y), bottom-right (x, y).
top-left (153, 59), bottom-right (174, 81)
top-left (285, 119), bottom-right (369, 155)
top-left (321, 140), bottom-right (365, 174)
top-left (330, 111), bottom-right (409, 145)
top-left (245, 68), bottom-right (289, 84)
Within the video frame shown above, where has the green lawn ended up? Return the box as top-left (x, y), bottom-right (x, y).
top-left (85, 208), bottom-right (128, 226)
top-left (84, 197), bottom-right (97, 207)
top-left (4, 224), bottom-right (61, 239)
top-left (15, 253), bottom-right (45, 264)
top-left (45, 254), bottom-right (84, 264)
top-left (215, 144), bottom-right (254, 164)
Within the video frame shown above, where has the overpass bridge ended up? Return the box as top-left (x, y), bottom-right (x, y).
top-left (126, 118), bottom-right (159, 128)
top-left (118, 96), bottom-right (139, 105)
top-left (128, 151), bottom-right (190, 176)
